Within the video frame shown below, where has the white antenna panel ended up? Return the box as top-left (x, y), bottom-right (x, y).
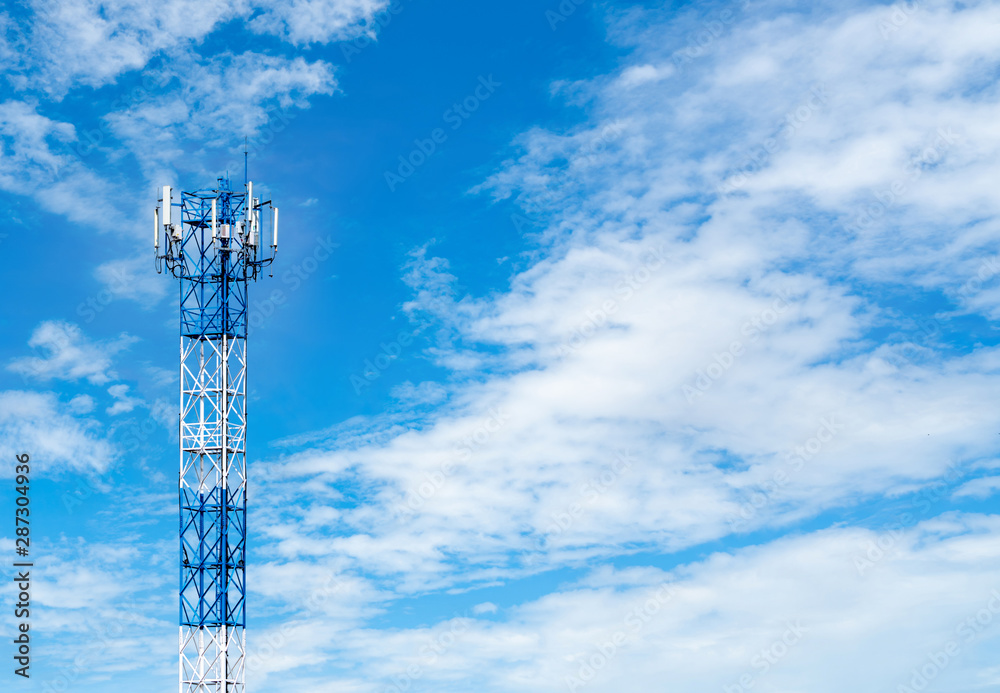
top-left (163, 186), bottom-right (171, 226)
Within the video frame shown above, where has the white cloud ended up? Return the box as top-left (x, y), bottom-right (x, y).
top-left (250, 0), bottom-right (390, 45)
top-left (255, 233), bottom-right (1000, 587)
top-left (0, 100), bottom-right (74, 183)
top-left (3, 0), bottom-right (234, 97)
top-left (953, 475), bottom-right (1000, 500)
top-left (107, 383), bottom-right (141, 415)
top-left (616, 63), bottom-right (674, 88)
top-left (68, 393), bottom-right (96, 414)
top-left (244, 514), bottom-right (1000, 693)
top-left (8, 321), bottom-right (137, 384)
top-left (391, 380), bottom-right (448, 406)
top-left (0, 101), bottom-right (125, 228)
top-left (1, 0), bottom-right (381, 97)
top-left (107, 51), bottom-right (337, 158)
top-left (0, 390), bottom-right (115, 474)
top-left (94, 254), bottom-right (170, 306)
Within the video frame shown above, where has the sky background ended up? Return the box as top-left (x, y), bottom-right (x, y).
top-left (2, 0), bottom-right (1000, 690)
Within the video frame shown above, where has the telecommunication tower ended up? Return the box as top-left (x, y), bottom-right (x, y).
top-left (155, 175), bottom-right (279, 692)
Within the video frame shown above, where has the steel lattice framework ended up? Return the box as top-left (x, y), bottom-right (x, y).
top-left (156, 176), bottom-right (277, 692)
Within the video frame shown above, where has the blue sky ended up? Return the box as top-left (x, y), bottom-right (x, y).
top-left (2, 0), bottom-right (1000, 691)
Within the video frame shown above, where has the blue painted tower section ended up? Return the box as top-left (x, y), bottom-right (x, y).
top-left (178, 182), bottom-right (250, 339)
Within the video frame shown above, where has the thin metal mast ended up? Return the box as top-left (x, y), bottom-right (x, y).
top-left (155, 176), bottom-right (278, 692)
